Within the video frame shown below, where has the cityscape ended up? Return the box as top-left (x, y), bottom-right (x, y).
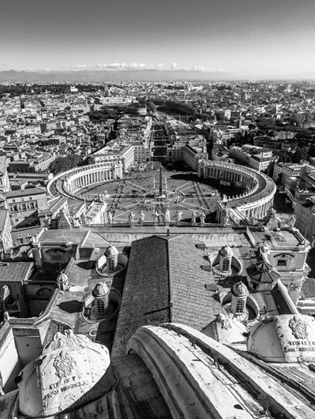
top-left (2, 0), bottom-right (315, 419)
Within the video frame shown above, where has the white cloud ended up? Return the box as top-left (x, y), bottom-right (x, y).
top-left (67, 62), bottom-right (226, 72)
top-left (71, 64), bottom-right (90, 70)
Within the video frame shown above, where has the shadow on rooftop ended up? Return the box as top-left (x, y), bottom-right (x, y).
top-left (59, 300), bottom-right (82, 314)
top-left (216, 276), bottom-right (240, 290)
top-left (77, 260), bottom-right (95, 270)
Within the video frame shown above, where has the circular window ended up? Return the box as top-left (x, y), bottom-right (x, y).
top-left (89, 329), bottom-right (98, 337)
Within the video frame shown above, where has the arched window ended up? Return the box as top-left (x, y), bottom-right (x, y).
top-left (96, 299), bottom-right (105, 314)
top-left (222, 258), bottom-right (229, 271)
top-left (108, 259), bottom-right (115, 272)
top-left (235, 299), bottom-right (244, 314)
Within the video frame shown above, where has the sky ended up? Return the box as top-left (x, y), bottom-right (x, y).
top-left (1, 0), bottom-right (315, 77)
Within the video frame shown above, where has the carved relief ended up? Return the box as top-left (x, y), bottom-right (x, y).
top-left (53, 351), bottom-right (77, 379)
top-left (289, 317), bottom-right (309, 340)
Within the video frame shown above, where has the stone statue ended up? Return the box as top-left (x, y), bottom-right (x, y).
top-left (73, 217), bottom-right (82, 228)
top-left (139, 211), bottom-right (145, 226)
top-left (153, 210), bottom-right (160, 225)
top-left (107, 212), bottom-right (113, 225)
top-left (216, 313), bottom-right (232, 330)
top-left (165, 208), bottom-right (171, 224)
top-left (158, 210), bottom-right (165, 225)
top-left (222, 207), bottom-right (230, 225)
top-left (57, 272), bottom-right (70, 291)
top-left (191, 211), bottom-right (197, 225)
top-left (175, 210), bottom-right (183, 224)
top-left (199, 211), bottom-right (206, 226)
top-left (128, 211), bottom-right (135, 227)
top-left (288, 214), bottom-right (296, 228)
top-left (265, 209), bottom-right (281, 230)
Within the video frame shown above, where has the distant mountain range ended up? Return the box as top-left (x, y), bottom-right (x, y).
top-left (1, 69), bottom-right (315, 83)
top-left (0, 69), bottom-right (236, 83)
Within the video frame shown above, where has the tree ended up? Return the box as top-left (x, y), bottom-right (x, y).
top-left (146, 101), bottom-right (157, 114)
top-left (49, 155), bottom-right (82, 175)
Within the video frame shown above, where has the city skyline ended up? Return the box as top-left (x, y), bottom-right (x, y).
top-left (1, 0), bottom-right (315, 78)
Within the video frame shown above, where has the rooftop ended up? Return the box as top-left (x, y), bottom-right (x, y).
top-left (4, 187), bottom-right (46, 198)
top-left (252, 229), bottom-right (302, 248)
top-left (112, 235), bottom-right (222, 357)
top-left (0, 261), bottom-right (34, 282)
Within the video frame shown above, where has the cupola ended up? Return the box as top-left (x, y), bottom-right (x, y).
top-left (231, 281), bottom-right (249, 317)
top-left (105, 246), bottom-right (119, 272)
top-left (218, 245), bottom-right (233, 273)
top-left (92, 282), bottom-right (110, 318)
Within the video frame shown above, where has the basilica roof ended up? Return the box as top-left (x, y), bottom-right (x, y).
top-left (112, 235), bottom-right (221, 357)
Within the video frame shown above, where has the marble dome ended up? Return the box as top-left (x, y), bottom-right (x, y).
top-left (247, 314), bottom-right (315, 363)
top-left (18, 330), bottom-right (110, 418)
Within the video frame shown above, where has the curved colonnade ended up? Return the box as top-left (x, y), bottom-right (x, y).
top-left (198, 160), bottom-right (276, 219)
top-left (47, 159), bottom-right (276, 222)
top-left (47, 161), bottom-right (123, 201)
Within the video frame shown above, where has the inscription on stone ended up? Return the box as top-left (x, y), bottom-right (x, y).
top-left (43, 375), bottom-right (89, 403)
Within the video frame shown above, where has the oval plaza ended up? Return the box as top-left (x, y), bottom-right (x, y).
top-left (48, 158), bottom-right (276, 224)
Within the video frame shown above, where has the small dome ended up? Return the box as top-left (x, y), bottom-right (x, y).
top-left (219, 246), bottom-right (233, 257)
top-left (105, 246), bottom-right (119, 257)
top-left (231, 281), bottom-right (248, 297)
top-left (18, 330), bottom-right (110, 418)
top-left (256, 261), bottom-right (273, 272)
top-left (247, 315), bottom-right (315, 363)
top-left (247, 260), bottom-right (280, 284)
top-left (92, 282), bottom-right (109, 298)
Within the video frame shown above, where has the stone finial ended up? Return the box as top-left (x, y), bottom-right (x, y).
top-left (57, 272), bottom-right (69, 291)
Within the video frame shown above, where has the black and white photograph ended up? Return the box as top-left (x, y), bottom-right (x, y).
top-left (1, 0), bottom-right (315, 418)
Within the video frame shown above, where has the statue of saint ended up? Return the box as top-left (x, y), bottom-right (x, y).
top-left (128, 211), bottom-right (135, 227)
top-left (191, 211), bottom-right (197, 225)
top-left (139, 211), bottom-right (145, 226)
top-left (107, 212), bottom-right (113, 225)
top-left (199, 211), bottom-right (206, 225)
top-left (175, 210), bottom-right (183, 224)
top-left (222, 207), bottom-right (230, 225)
top-left (288, 214), bottom-right (296, 228)
top-left (165, 208), bottom-right (171, 224)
